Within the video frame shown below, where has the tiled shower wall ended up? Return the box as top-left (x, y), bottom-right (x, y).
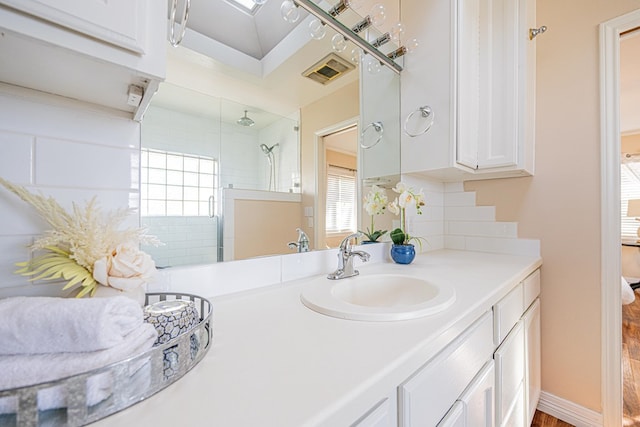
top-left (0, 85), bottom-right (140, 298)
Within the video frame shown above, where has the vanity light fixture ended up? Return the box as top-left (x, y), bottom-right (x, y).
top-left (280, 0), bottom-right (300, 23)
top-left (371, 32), bottom-right (391, 48)
top-left (387, 38), bottom-right (419, 60)
top-left (309, 18), bottom-right (326, 39)
top-left (291, 0), bottom-right (403, 73)
top-left (330, 5), bottom-right (385, 54)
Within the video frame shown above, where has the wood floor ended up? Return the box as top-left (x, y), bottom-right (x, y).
top-left (623, 289), bottom-right (640, 426)
top-left (531, 410), bottom-right (573, 426)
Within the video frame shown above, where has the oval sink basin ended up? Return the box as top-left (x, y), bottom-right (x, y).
top-left (300, 274), bottom-right (455, 321)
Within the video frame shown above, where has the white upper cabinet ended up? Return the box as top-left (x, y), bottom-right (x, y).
top-left (401, 0), bottom-right (537, 181)
top-left (1, 0), bottom-right (147, 53)
top-left (0, 0), bottom-right (166, 120)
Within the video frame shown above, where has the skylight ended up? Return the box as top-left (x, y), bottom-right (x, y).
top-left (227, 0), bottom-right (260, 15)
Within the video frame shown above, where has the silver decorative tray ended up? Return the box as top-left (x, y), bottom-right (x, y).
top-left (0, 293), bottom-right (213, 427)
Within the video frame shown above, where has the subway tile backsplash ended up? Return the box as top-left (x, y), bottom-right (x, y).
top-left (0, 85), bottom-right (140, 297)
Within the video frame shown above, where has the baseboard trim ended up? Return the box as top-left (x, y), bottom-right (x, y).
top-left (536, 391), bottom-right (602, 426)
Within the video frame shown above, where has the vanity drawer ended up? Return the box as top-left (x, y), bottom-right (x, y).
top-left (523, 269), bottom-right (541, 310)
top-left (399, 311), bottom-right (493, 426)
top-left (493, 283), bottom-right (524, 346)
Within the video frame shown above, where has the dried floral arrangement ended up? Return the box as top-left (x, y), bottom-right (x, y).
top-left (0, 178), bottom-right (161, 297)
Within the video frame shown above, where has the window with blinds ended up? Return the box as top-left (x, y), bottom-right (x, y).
top-left (141, 148), bottom-right (218, 217)
top-left (325, 165), bottom-right (356, 234)
top-left (621, 155), bottom-right (640, 239)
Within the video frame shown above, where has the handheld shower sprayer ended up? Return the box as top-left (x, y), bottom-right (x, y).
top-left (259, 143), bottom-right (279, 191)
top-left (260, 143), bottom-right (279, 155)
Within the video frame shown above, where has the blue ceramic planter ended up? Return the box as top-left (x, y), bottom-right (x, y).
top-left (390, 244), bottom-right (416, 264)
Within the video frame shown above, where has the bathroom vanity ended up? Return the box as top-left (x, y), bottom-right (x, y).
top-left (93, 249), bottom-right (541, 427)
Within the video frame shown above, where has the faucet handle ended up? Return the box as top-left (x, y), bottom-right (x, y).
top-left (339, 232), bottom-right (362, 252)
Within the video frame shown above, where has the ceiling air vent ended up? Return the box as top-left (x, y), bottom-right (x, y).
top-left (302, 53), bottom-right (355, 85)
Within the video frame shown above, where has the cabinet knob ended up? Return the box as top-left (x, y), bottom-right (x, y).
top-left (529, 26), bottom-right (547, 40)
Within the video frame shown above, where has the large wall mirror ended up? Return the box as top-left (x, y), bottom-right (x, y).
top-left (141, 0), bottom-right (400, 267)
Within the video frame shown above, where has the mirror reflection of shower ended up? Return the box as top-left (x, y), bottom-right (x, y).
top-left (260, 143), bottom-right (279, 191)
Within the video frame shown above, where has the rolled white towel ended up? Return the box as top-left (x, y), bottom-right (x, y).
top-left (0, 296), bottom-right (145, 355)
top-left (0, 323), bottom-right (157, 413)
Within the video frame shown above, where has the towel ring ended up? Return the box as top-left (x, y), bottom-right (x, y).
top-left (169, 0), bottom-right (191, 47)
top-left (360, 121), bottom-right (384, 149)
top-left (404, 106), bottom-right (434, 137)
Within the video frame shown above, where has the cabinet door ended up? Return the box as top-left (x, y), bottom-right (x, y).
top-left (0, 0), bottom-right (146, 52)
top-left (456, 0), bottom-right (536, 174)
top-left (353, 397), bottom-right (397, 427)
top-left (456, 0), bottom-right (518, 170)
top-left (500, 382), bottom-right (525, 427)
top-left (459, 361), bottom-right (495, 426)
top-left (494, 321), bottom-right (525, 426)
top-left (524, 299), bottom-right (541, 425)
top-left (438, 401), bottom-right (466, 427)
top-left (400, 312), bottom-right (493, 426)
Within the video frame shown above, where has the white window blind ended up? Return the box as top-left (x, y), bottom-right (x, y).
top-left (141, 148), bottom-right (218, 217)
top-left (326, 166), bottom-right (356, 234)
top-left (621, 154), bottom-right (640, 239)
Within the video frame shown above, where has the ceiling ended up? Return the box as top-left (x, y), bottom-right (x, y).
top-left (186, 0), bottom-right (303, 59)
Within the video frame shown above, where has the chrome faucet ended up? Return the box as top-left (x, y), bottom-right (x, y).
top-left (288, 228), bottom-right (310, 253)
top-left (328, 232), bottom-right (370, 280)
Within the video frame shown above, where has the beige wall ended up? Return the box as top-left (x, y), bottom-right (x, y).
top-left (464, 0), bottom-right (640, 412)
top-left (300, 81), bottom-right (359, 249)
top-left (622, 133), bottom-right (640, 153)
top-left (234, 199), bottom-right (301, 260)
top-left (326, 148), bottom-right (357, 171)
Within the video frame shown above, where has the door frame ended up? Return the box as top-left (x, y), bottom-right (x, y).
top-left (600, 9), bottom-right (640, 427)
top-left (313, 117), bottom-right (360, 250)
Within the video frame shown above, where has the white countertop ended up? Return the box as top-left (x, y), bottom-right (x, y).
top-left (94, 250), bottom-right (541, 427)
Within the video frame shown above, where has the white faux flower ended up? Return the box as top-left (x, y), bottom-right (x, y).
top-left (398, 190), bottom-right (416, 209)
top-left (388, 198), bottom-right (400, 215)
top-left (392, 182), bottom-right (407, 194)
top-left (363, 185), bottom-right (388, 216)
top-left (93, 243), bottom-right (156, 291)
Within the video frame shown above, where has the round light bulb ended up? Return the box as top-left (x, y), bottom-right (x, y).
top-left (405, 38), bottom-right (419, 54)
top-left (390, 22), bottom-right (405, 43)
top-left (350, 48), bottom-right (362, 64)
top-left (309, 19), bottom-right (326, 40)
top-left (280, 0), bottom-right (300, 23)
top-left (366, 57), bottom-right (381, 74)
top-left (369, 4), bottom-right (386, 27)
top-left (253, 0), bottom-right (267, 4)
top-left (331, 33), bottom-right (348, 53)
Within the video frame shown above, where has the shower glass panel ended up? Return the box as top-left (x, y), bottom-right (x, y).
top-left (220, 99), bottom-right (300, 193)
top-left (141, 84), bottom-right (302, 266)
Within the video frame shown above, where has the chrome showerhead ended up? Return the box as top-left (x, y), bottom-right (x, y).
top-left (260, 143), bottom-right (279, 155)
top-left (237, 110), bottom-right (255, 127)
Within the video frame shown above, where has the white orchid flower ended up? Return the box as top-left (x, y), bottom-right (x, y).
top-left (388, 198), bottom-right (400, 215)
